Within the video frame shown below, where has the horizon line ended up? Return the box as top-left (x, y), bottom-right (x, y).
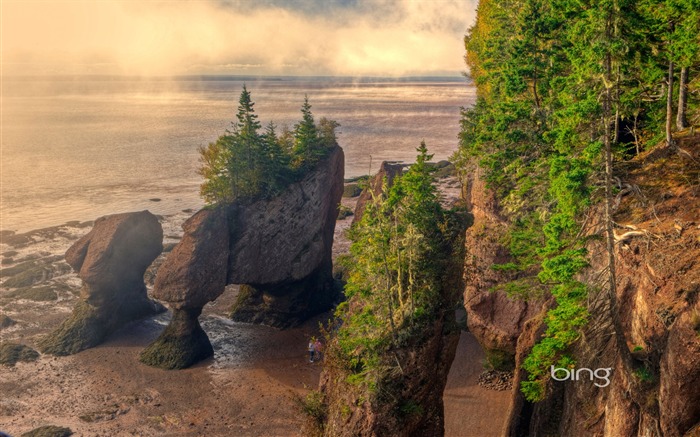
top-left (2, 73), bottom-right (471, 82)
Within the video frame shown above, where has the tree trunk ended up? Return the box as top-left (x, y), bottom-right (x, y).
top-left (604, 17), bottom-right (632, 371)
top-left (666, 61), bottom-right (674, 147)
top-left (613, 64), bottom-right (620, 144)
top-left (677, 66), bottom-right (689, 130)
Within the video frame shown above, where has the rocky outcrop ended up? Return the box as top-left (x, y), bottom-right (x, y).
top-left (38, 211), bottom-right (163, 356)
top-left (352, 161), bottom-right (403, 225)
top-left (229, 146), bottom-right (345, 326)
top-left (140, 207), bottom-right (228, 369)
top-left (143, 147), bottom-right (344, 369)
top-left (462, 166), bottom-right (544, 366)
top-left (20, 425), bottom-right (73, 437)
top-left (319, 316), bottom-right (459, 437)
top-left (0, 342), bottom-right (40, 366)
top-left (316, 158), bottom-right (466, 437)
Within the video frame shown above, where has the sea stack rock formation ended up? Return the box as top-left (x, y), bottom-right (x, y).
top-left (142, 146), bottom-right (344, 369)
top-left (140, 207), bottom-right (229, 369)
top-left (39, 211), bottom-right (163, 356)
top-left (229, 145), bottom-right (344, 327)
top-left (319, 315), bottom-right (459, 437)
top-left (352, 161), bottom-right (403, 225)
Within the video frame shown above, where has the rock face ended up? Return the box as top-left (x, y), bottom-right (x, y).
top-left (39, 211), bottom-right (163, 356)
top-left (462, 166), bottom-right (544, 366)
top-left (140, 207), bottom-right (229, 369)
top-left (319, 317), bottom-right (459, 437)
top-left (659, 310), bottom-right (700, 436)
top-left (352, 161), bottom-right (403, 225)
top-left (143, 146), bottom-right (344, 369)
top-left (229, 146), bottom-right (345, 326)
top-left (498, 137), bottom-right (700, 437)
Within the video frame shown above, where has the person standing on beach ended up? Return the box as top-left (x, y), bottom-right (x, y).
top-left (308, 338), bottom-right (316, 362)
top-left (314, 339), bottom-right (323, 361)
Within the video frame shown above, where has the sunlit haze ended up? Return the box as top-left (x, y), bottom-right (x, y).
top-left (2, 0), bottom-right (478, 77)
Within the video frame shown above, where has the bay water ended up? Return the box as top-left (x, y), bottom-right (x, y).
top-left (1, 76), bottom-right (474, 233)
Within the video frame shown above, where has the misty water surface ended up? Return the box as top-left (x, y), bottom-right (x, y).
top-left (1, 76), bottom-right (475, 232)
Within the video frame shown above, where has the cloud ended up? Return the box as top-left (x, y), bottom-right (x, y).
top-left (1, 0), bottom-right (477, 76)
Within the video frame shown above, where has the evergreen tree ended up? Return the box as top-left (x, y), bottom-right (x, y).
top-left (293, 96), bottom-right (321, 167)
top-left (198, 87), bottom-right (338, 204)
top-left (319, 117), bottom-right (341, 149)
top-left (260, 121), bottom-right (291, 195)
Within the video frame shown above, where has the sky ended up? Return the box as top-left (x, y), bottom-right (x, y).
top-left (1, 0), bottom-right (478, 77)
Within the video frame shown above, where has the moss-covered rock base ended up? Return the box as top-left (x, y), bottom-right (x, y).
top-left (21, 425), bottom-right (73, 437)
top-left (230, 264), bottom-right (339, 329)
top-left (0, 342), bottom-right (40, 366)
top-left (140, 307), bottom-right (213, 370)
top-left (38, 297), bottom-right (163, 356)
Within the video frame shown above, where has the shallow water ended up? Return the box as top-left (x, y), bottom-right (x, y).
top-left (2, 76), bottom-right (474, 232)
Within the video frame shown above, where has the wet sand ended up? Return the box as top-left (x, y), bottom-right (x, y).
top-left (1, 283), bottom-right (328, 436)
top-left (444, 332), bottom-right (511, 437)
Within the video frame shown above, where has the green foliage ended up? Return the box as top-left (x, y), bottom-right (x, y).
top-left (484, 349), bottom-right (515, 371)
top-left (633, 366), bottom-right (655, 383)
top-left (398, 400), bottom-right (424, 417)
top-left (295, 390), bottom-right (327, 437)
top-left (337, 204), bottom-right (354, 220)
top-left (198, 87), bottom-right (339, 204)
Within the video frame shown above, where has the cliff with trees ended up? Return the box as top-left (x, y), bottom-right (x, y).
top-left (313, 145), bottom-right (468, 436)
top-left (455, 0), bottom-right (700, 435)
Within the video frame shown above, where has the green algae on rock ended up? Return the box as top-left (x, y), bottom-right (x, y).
top-left (140, 307), bottom-right (213, 370)
top-left (20, 425), bottom-right (73, 437)
top-left (0, 342), bottom-right (39, 366)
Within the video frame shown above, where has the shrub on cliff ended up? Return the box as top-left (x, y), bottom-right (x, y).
top-left (198, 87), bottom-right (339, 204)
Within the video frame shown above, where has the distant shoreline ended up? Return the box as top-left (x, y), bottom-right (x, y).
top-left (2, 74), bottom-right (471, 84)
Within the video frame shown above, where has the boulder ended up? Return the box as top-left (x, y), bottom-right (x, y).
top-left (21, 426), bottom-right (73, 437)
top-left (0, 342), bottom-right (39, 366)
top-left (39, 211), bottom-right (163, 356)
top-left (0, 314), bottom-right (16, 329)
top-left (140, 207), bottom-right (228, 369)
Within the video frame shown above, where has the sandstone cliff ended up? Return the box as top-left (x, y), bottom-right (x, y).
top-left (464, 136), bottom-right (700, 436)
top-left (462, 166), bottom-right (545, 368)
